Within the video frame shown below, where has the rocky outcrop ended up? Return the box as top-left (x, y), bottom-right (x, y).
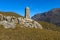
top-left (0, 14), bottom-right (43, 29)
top-left (0, 21), bottom-right (16, 28)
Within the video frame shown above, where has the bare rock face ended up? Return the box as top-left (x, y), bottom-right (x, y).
top-left (0, 21), bottom-right (16, 28)
top-left (32, 21), bottom-right (42, 29)
top-left (0, 14), bottom-right (43, 29)
top-left (20, 18), bottom-right (43, 29)
top-left (6, 16), bottom-right (12, 22)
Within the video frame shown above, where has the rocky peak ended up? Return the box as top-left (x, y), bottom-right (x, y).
top-left (52, 8), bottom-right (60, 11)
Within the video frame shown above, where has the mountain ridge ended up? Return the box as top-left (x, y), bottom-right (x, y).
top-left (32, 8), bottom-right (60, 26)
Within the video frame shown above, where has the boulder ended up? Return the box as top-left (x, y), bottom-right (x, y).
top-left (1, 20), bottom-right (16, 28)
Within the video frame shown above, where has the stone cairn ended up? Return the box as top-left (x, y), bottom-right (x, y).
top-left (0, 7), bottom-right (43, 29)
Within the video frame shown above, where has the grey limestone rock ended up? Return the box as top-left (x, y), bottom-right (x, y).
top-left (1, 20), bottom-right (16, 28)
top-left (0, 14), bottom-right (43, 29)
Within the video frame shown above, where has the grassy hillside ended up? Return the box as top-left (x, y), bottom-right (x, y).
top-left (37, 21), bottom-right (60, 32)
top-left (0, 12), bottom-right (23, 17)
top-left (0, 25), bottom-right (60, 40)
top-left (0, 12), bottom-right (60, 40)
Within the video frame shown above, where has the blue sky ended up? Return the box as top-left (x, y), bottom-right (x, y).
top-left (0, 0), bottom-right (60, 17)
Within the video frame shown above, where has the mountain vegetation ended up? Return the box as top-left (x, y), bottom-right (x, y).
top-left (37, 21), bottom-right (60, 32)
top-left (0, 25), bottom-right (60, 40)
top-left (0, 12), bottom-right (22, 17)
top-left (0, 12), bottom-right (60, 40)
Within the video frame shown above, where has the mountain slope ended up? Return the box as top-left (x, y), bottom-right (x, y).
top-left (37, 21), bottom-right (60, 32)
top-left (0, 26), bottom-right (60, 40)
top-left (31, 8), bottom-right (60, 26)
top-left (0, 11), bottom-right (60, 40)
